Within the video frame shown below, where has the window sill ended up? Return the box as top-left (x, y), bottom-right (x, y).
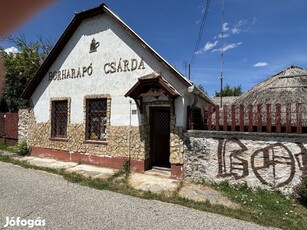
top-left (84, 140), bottom-right (108, 145)
top-left (49, 137), bottom-right (69, 142)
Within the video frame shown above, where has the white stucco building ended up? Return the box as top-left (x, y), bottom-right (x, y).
top-left (22, 4), bottom-right (213, 178)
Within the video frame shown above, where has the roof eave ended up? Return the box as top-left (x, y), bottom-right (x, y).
top-left (188, 84), bottom-right (215, 106)
top-left (22, 4), bottom-right (106, 99)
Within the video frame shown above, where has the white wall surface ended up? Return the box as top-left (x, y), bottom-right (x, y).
top-left (31, 14), bottom-right (189, 127)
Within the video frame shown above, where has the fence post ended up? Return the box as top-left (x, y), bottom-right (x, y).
top-left (248, 104), bottom-right (253, 132)
top-left (276, 104), bottom-right (281, 133)
top-left (240, 104), bottom-right (244, 132)
top-left (286, 103), bottom-right (291, 133)
top-left (215, 105), bottom-right (220, 131)
top-left (296, 103), bottom-right (302, 134)
top-left (257, 104), bottom-right (262, 132)
top-left (223, 105), bottom-right (228, 131)
top-left (208, 105), bottom-right (212, 130)
top-left (231, 104), bottom-right (235, 131)
top-left (266, 104), bottom-right (271, 133)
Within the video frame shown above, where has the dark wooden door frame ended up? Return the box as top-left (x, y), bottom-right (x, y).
top-left (149, 107), bottom-right (171, 168)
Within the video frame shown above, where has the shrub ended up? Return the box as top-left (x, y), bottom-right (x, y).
top-left (7, 141), bottom-right (29, 156)
top-left (293, 174), bottom-right (307, 206)
top-left (17, 141), bottom-right (29, 156)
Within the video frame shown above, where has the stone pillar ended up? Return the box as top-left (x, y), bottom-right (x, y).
top-left (18, 107), bottom-right (30, 143)
top-left (170, 114), bottom-right (184, 164)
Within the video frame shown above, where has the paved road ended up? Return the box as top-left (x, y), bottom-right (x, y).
top-left (0, 162), bottom-right (273, 230)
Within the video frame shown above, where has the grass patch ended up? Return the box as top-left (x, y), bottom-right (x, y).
top-left (0, 141), bottom-right (29, 156)
top-left (0, 143), bottom-right (8, 150)
top-left (0, 153), bottom-right (306, 230)
top-left (213, 181), bottom-right (307, 229)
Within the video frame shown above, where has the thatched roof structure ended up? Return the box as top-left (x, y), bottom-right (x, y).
top-left (233, 65), bottom-right (307, 106)
top-left (209, 66), bottom-right (307, 130)
top-left (211, 96), bottom-right (238, 107)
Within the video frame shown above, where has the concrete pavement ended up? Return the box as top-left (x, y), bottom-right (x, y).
top-left (0, 160), bottom-right (276, 230)
top-left (10, 155), bottom-right (240, 209)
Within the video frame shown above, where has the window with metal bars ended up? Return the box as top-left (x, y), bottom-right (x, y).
top-left (51, 100), bottom-right (68, 138)
top-left (86, 98), bottom-right (107, 141)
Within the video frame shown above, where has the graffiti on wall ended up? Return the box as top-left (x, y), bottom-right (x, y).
top-left (217, 139), bottom-right (307, 187)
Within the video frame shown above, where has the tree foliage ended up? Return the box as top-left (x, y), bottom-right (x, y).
top-left (197, 84), bottom-right (208, 96)
top-left (0, 35), bottom-right (52, 112)
top-left (215, 84), bottom-right (243, 97)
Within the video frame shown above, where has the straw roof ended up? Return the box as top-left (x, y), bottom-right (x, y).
top-left (233, 65), bottom-right (307, 106)
top-left (211, 96), bottom-right (238, 106)
top-left (209, 66), bottom-right (307, 128)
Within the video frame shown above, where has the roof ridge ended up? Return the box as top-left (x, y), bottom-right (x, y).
top-left (287, 65), bottom-right (304, 70)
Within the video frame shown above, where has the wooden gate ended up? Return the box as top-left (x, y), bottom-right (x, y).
top-left (0, 113), bottom-right (19, 146)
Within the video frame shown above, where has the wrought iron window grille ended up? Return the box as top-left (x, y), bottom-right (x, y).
top-left (51, 100), bottom-right (68, 138)
top-left (86, 98), bottom-right (107, 141)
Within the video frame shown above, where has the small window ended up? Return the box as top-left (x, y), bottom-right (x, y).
top-left (51, 100), bottom-right (68, 138)
top-left (86, 98), bottom-right (107, 141)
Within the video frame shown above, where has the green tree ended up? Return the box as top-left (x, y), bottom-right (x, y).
top-left (197, 84), bottom-right (208, 96)
top-left (0, 35), bottom-right (52, 112)
top-left (215, 84), bottom-right (243, 97)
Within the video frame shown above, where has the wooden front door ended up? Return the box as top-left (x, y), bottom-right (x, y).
top-left (150, 107), bottom-right (170, 168)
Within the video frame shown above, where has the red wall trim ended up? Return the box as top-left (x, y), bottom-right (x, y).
top-left (30, 147), bottom-right (184, 178)
top-left (30, 147), bottom-right (146, 172)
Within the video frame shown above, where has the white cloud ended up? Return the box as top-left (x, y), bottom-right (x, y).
top-left (203, 41), bottom-right (218, 51)
top-left (223, 42), bottom-right (242, 52)
top-left (4, 46), bottom-right (19, 54)
top-left (232, 28), bottom-right (240, 34)
top-left (195, 40), bottom-right (219, 54)
top-left (223, 22), bottom-right (229, 32)
top-left (253, 62), bottom-right (268, 67)
top-left (194, 50), bottom-right (203, 55)
top-left (232, 19), bottom-right (248, 34)
top-left (212, 42), bottom-right (242, 53)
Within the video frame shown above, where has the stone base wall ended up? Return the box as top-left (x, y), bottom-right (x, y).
top-left (29, 124), bottom-right (146, 160)
top-left (184, 131), bottom-right (307, 194)
top-left (27, 107), bottom-right (146, 160)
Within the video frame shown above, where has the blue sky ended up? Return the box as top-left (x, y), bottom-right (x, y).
top-left (1, 0), bottom-right (307, 96)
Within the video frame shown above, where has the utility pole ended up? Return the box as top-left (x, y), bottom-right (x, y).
top-left (220, 0), bottom-right (224, 107)
top-left (220, 73), bottom-right (223, 107)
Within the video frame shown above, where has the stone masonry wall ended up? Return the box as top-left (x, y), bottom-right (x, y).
top-left (28, 108), bottom-right (146, 160)
top-left (23, 99), bottom-right (185, 166)
top-left (184, 131), bottom-right (307, 194)
top-left (170, 114), bottom-right (184, 164)
top-left (18, 108), bottom-right (30, 143)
